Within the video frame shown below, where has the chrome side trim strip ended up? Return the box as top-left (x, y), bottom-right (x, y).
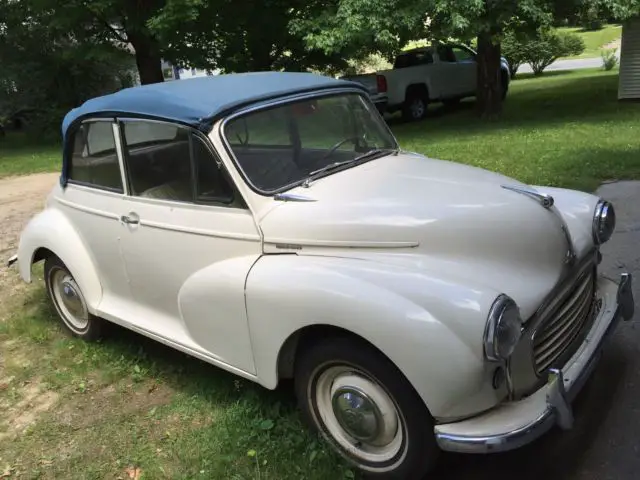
top-left (273, 193), bottom-right (317, 202)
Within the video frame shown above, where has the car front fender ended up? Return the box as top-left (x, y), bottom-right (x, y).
top-left (246, 254), bottom-right (507, 420)
top-left (17, 207), bottom-right (103, 311)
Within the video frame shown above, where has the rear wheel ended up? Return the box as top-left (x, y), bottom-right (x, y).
top-left (402, 88), bottom-right (428, 122)
top-left (44, 256), bottom-right (103, 341)
top-left (295, 336), bottom-right (439, 479)
top-left (501, 69), bottom-right (510, 100)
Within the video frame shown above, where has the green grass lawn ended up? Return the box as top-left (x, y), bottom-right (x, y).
top-left (0, 133), bottom-right (60, 178)
top-left (558, 24), bottom-right (622, 59)
top-left (1, 68), bottom-right (640, 479)
top-left (393, 68), bottom-right (640, 193)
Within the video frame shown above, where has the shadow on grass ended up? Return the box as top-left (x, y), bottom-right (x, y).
top-left (12, 286), bottom-right (350, 479)
top-left (513, 69), bottom-right (585, 80)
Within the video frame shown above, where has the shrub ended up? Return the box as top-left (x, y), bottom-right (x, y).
top-left (501, 31), bottom-right (531, 79)
top-left (525, 29), bottom-right (586, 76)
top-left (601, 48), bottom-right (618, 70)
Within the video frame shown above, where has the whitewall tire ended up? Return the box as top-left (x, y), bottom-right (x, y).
top-left (295, 336), bottom-right (439, 479)
top-left (44, 256), bottom-right (103, 341)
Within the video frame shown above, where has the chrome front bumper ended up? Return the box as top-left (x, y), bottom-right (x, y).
top-left (435, 273), bottom-right (634, 454)
top-left (6, 254), bottom-right (17, 268)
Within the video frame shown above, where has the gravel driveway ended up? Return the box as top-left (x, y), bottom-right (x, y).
top-left (0, 173), bottom-right (58, 318)
top-left (1, 174), bottom-right (638, 479)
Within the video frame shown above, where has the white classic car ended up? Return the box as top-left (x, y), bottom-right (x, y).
top-left (8, 72), bottom-right (634, 479)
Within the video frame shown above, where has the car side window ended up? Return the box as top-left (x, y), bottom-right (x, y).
top-left (68, 121), bottom-right (123, 192)
top-left (393, 51), bottom-right (433, 69)
top-left (437, 46), bottom-right (456, 63)
top-left (121, 119), bottom-right (238, 206)
top-left (192, 135), bottom-right (235, 205)
top-left (452, 47), bottom-right (475, 62)
top-left (122, 120), bottom-right (193, 202)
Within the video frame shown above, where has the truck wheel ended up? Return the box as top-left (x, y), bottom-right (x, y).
top-left (501, 69), bottom-right (510, 100)
top-left (44, 256), bottom-right (103, 341)
top-left (295, 336), bottom-right (439, 479)
top-left (402, 90), bottom-right (428, 122)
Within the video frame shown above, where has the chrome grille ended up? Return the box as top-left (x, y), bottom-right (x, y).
top-left (533, 269), bottom-right (596, 374)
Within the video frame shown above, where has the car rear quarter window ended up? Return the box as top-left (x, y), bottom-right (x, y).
top-left (69, 121), bottom-right (123, 192)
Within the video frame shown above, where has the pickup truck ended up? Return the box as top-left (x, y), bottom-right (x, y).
top-left (338, 72), bottom-right (388, 115)
top-left (344, 43), bottom-right (510, 121)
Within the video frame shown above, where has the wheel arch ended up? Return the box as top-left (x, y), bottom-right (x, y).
top-left (17, 208), bottom-right (103, 310)
top-left (246, 254), bottom-right (503, 419)
top-left (277, 324), bottom-right (388, 381)
top-left (405, 83), bottom-right (430, 102)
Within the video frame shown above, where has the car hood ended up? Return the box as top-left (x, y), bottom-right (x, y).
top-left (259, 152), bottom-right (589, 317)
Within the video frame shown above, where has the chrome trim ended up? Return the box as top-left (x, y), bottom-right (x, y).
top-left (112, 122), bottom-right (129, 196)
top-left (273, 193), bottom-right (317, 202)
top-left (501, 184), bottom-right (576, 263)
top-left (593, 200), bottom-right (615, 245)
top-left (531, 268), bottom-right (596, 374)
top-left (218, 88), bottom-right (400, 197)
top-left (435, 273), bottom-right (633, 454)
top-left (501, 184), bottom-right (554, 209)
top-left (527, 250), bottom-right (597, 333)
top-left (332, 385), bottom-right (382, 441)
top-left (618, 273), bottom-right (634, 320)
top-left (483, 295), bottom-right (522, 362)
top-left (7, 254), bottom-right (17, 268)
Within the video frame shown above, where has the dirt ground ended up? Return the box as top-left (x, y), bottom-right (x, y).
top-left (0, 173), bottom-right (58, 318)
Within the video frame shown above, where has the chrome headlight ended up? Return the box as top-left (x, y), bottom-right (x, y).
top-left (593, 200), bottom-right (616, 245)
top-left (484, 295), bottom-right (523, 362)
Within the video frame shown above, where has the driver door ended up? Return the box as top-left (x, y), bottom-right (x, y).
top-left (115, 118), bottom-right (262, 374)
top-left (451, 45), bottom-right (478, 94)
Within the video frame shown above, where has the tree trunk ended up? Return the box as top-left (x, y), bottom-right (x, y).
top-left (476, 30), bottom-right (503, 117)
top-left (128, 32), bottom-right (165, 85)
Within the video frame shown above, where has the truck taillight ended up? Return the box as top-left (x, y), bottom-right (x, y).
top-left (376, 75), bottom-right (387, 93)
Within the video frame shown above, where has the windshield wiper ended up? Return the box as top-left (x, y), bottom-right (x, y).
top-left (352, 147), bottom-right (398, 163)
top-left (307, 160), bottom-right (354, 178)
top-left (303, 148), bottom-right (398, 187)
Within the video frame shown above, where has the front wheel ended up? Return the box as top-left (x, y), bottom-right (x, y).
top-left (295, 337), bottom-right (438, 479)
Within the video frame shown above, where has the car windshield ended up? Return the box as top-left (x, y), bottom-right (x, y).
top-left (223, 92), bottom-right (398, 193)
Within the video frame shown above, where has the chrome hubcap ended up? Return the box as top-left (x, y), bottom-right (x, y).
top-left (314, 366), bottom-right (404, 464)
top-left (333, 387), bottom-right (380, 441)
top-left (50, 269), bottom-right (89, 331)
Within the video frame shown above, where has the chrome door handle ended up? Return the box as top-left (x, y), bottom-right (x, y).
top-left (120, 214), bottom-right (140, 225)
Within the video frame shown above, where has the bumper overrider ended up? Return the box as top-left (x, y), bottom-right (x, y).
top-left (435, 273), bottom-right (634, 454)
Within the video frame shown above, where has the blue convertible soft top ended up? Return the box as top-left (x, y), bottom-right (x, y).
top-left (61, 71), bottom-right (364, 138)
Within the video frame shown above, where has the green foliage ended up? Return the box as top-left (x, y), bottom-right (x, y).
top-left (578, 0), bottom-right (606, 29)
top-left (0, 0), bottom-right (137, 137)
top-left (509, 28), bottom-right (586, 76)
top-left (154, 0), bottom-right (353, 75)
top-left (601, 47), bottom-right (619, 69)
top-left (501, 30), bottom-right (534, 79)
